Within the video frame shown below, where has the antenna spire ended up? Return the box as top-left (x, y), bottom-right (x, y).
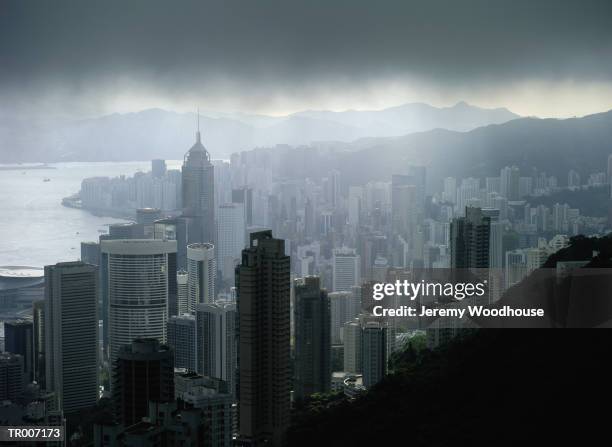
top-left (196, 107), bottom-right (201, 143)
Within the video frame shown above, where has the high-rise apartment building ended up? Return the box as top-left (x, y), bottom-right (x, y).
top-left (236, 230), bottom-right (290, 447)
top-left (361, 321), bottom-right (387, 389)
top-left (343, 319), bottom-right (362, 374)
top-left (195, 301), bottom-right (236, 393)
top-left (45, 261), bottom-right (99, 413)
top-left (294, 276), bottom-right (331, 401)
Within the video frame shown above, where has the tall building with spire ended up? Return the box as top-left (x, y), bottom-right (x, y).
top-left (182, 115), bottom-right (215, 245)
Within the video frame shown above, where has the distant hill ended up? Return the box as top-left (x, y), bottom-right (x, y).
top-left (0, 102), bottom-right (518, 162)
top-left (267, 109), bottom-right (612, 189)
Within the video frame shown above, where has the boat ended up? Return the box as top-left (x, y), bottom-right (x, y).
top-left (43, 178), bottom-right (51, 182)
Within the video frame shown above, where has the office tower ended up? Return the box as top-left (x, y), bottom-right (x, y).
top-left (481, 208), bottom-right (503, 269)
top-left (236, 230), bottom-right (290, 447)
top-left (327, 169), bottom-right (340, 208)
top-left (175, 373), bottom-right (233, 447)
top-left (608, 154), bottom-right (612, 184)
top-left (361, 321), bottom-right (387, 388)
top-left (136, 208), bottom-right (162, 238)
top-left (343, 319), bottom-right (362, 373)
top-left (167, 314), bottom-right (197, 371)
top-left (347, 186), bottom-right (363, 229)
top-left (332, 247), bottom-right (361, 292)
top-left (450, 207), bottom-right (491, 269)
top-left (182, 125), bottom-right (215, 244)
top-left (187, 243), bottom-right (216, 311)
top-left (442, 177), bottom-right (457, 204)
top-left (32, 300), bottom-right (45, 388)
top-left (217, 202), bottom-right (246, 282)
top-left (100, 239), bottom-right (177, 363)
top-left (329, 291), bottom-right (353, 345)
top-left (4, 320), bottom-right (33, 382)
top-left (80, 241), bottom-right (100, 266)
top-left (195, 301), bottom-right (236, 392)
top-left (176, 270), bottom-right (189, 315)
top-left (294, 276), bottom-right (331, 401)
top-left (154, 217), bottom-right (189, 270)
top-left (500, 166), bottom-right (520, 201)
top-left (152, 159), bottom-right (167, 178)
top-left (45, 261), bottom-right (98, 413)
top-left (0, 352), bottom-right (24, 401)
top-left (456, 178), bottom-right (481, 216)
top-left (108, 222), bottom-right (145, 239)
top-left (232, 186), bottom-right (254, 226)
top-left (113, 339), bottom-right (174, 427)
top-left (136, 207), bottom-right (162, 225)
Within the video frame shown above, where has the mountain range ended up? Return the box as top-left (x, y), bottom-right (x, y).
top-left (0, 102), bottom-right (518, 163)
top-left (268, 108), bottom-right (612, 189)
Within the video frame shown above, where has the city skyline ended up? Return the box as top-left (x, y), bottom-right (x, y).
top-left (1, 2), bottom-right (611, 446)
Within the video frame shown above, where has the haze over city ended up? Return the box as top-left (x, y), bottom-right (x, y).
top-left (1, 2), bottom-right (612, 446)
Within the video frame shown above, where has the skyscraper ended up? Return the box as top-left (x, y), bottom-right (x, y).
top-left (195, 301), bottom-right (236, 392)
top-left (236, 230), bottom-right (290, 447)
top-left (187, 242), bottom-right (216, 311)
top-left (217, 202), bottom-right (246, 282)
top-left (361, 321), bottom-right (387, 388)
top-left (32, 300), bottom-right (45, 388)
top-left (294, 276), bottom-right (331, 401)
top-left (154, 217), bottom-right (189, 270)
top-left (182, 124), bottom-right (215, 245)
top-left (343, 319), bottom-right (362, 374)
top-left (4, 320), bottom-right (33, 382)
top-left (45, 261), bottom-right (98, 413)
top-left (332, 247), bottom-right (361, 292)
top-left (329, 291), bottom-right (353, 345)
top-left (176, 269), bottom-right (189, 315)
top-left (113, 338), bottom-right (174, 427)
top-left (100, 239), bottom-right (177, 363)
top-left (450, 207), bottom-right (491, 269)
top-left (167, 314), bottom-right (197, 371)
top-left (232, 186), bottom-right (254, 226)
top-left (0, 352), bottom-right (24, 402)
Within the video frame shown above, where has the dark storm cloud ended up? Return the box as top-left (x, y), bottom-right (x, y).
top-left (1, 0), bottom-right (611, 110)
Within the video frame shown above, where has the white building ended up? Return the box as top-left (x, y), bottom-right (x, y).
top-left (177, 270), bottom-right (189, 315)
top-left (332, 247), bottom-right (361, 292)
top-left (187, 243), bottom-right (216, 311)
top-left (101, 239), bottom-right (177, 364)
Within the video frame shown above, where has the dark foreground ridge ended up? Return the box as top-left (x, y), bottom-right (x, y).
top-left (288, 329), bottom-right (612, 446)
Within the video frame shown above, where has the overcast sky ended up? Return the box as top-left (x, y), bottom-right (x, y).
top-left (1, 0), bottom-right (612, 119)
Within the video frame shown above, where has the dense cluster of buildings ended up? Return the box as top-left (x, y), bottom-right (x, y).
top-left (1, 127), bottom-right (611, 446)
